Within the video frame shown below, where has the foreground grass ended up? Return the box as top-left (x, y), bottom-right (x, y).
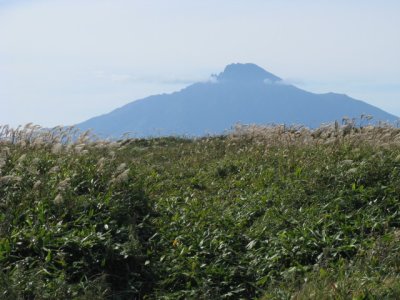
top-left (1, 124), bottom-right (400, 298)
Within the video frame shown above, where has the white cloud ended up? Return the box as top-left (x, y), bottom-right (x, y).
top-left (263, 78), bottom-right (300, 86)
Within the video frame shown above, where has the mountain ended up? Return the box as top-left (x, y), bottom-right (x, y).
top-left (77, 63), bottom-right (398, 137)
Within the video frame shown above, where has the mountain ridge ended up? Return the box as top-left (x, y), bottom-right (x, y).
top-left (77, 63), bottom-right (398, 137)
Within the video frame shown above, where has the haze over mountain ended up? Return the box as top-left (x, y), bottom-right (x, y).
top-left (77, 63), bottom-right (398, 137)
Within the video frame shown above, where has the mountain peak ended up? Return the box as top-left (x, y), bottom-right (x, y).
top-left (216, 63), bottom-right (281, 83)
top-left (77, 63), bottom-right (398, 137)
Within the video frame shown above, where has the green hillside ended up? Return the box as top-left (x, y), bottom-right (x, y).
top-left (1, 123), bottom-right (400, 299)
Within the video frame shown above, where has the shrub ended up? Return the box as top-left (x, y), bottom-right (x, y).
top-left (0, 140), bottom-right (153, 299)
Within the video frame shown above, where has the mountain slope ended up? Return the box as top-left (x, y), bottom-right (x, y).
top-left (77, 63), bottom-right (398, 137)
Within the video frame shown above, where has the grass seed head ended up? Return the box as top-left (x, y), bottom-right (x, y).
top-left (33, 180), bottom-right (42, 190)
top-left (116, 163), bottom-right (127, 173)
top-left (58, 178), bottom-right (71, 192)
top-left (0, 175), bottom-right (22, 186)
top-left (53, 194), bottom-right (64, 205)
top-left (113, 168), bottom-right (130, 184)
top-left (52, 143), bottom-right (63, 154)
top-left (49, 166), bottom-right (61, 174)
top-left (0, 158), bottom-right (6, 170)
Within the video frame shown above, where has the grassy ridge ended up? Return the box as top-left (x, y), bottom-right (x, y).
top-left (1, 124), bottom-right (400, 298)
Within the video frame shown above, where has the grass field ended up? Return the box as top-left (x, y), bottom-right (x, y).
top-left (1, 123), bottom-right (400, 299)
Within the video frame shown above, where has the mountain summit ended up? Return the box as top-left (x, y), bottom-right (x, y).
top-left (216, 63), bottom-right (281, 83)
top-left (77, 63), bottom-right (398, 137)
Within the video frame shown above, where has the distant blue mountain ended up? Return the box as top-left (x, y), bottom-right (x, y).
top-left (77, 63), bottom-right (398, 137)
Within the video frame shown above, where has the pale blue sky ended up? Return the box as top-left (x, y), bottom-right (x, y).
top-left (1, 0), bottom-right (399, 127)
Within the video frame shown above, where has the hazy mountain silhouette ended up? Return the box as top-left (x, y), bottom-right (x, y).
top-left (77, 63), bottom-right (398, 137)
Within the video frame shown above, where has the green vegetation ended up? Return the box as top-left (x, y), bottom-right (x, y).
top-left (2, 123), bottom-right (400, 299)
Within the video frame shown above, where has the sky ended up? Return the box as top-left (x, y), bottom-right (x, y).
top-left (1, 0), bottom-right (400, 127)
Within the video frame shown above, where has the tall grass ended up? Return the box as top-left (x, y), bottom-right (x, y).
top-left (0, 125), bottom-right (153, 298)
top-left (1, 121), bottom-right (400, 299)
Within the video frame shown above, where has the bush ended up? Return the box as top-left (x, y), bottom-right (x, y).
top-left (0, 142), bottom-right (153, 299)
top-left (2, 123), bottom-right (400, 299)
